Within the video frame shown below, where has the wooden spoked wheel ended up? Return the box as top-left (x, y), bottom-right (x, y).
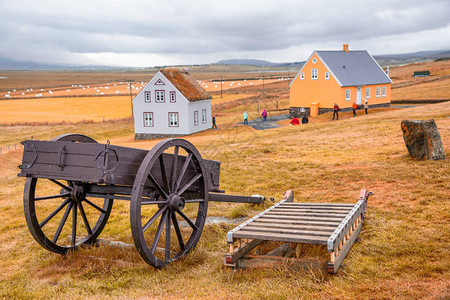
top-left (23, 134), bottom-right (113, 254)
top-left (130, 139), bottom-right (209, 268)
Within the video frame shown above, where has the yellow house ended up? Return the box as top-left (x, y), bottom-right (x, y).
top-left (290, 44), bottom-right (392, 117)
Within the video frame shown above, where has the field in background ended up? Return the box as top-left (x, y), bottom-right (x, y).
top-left (0, 62), bottom-right (449, 299)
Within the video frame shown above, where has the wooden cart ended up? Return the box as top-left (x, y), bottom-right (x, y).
top-left (18, 134), bottom-right (263, 269)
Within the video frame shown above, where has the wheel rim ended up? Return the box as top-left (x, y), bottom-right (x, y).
top-left (130, 139), bottom-right (208, 268)
top-left (23, 134), bottom-right (113, 254)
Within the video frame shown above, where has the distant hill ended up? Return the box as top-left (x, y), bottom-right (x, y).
top-left (0, 57), bottom-right (122, 70)
top-left (374, 50), bottom-right (450, 66)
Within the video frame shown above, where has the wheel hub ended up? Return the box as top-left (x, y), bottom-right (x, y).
top-left (167, 194), bottom-right (185, 212)
top-left (69, 184), bottom-right (85, 202)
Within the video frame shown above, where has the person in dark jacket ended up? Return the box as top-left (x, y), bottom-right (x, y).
top-left (302, 114), bottom-right (309, 124)
top-left (332, 103), bottom-right (339, 120)
top-left (211, 116), bottom-right (218, 129)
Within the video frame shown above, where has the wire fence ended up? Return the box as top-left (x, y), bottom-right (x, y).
top-left (0, 136), bottom-right (34, 156)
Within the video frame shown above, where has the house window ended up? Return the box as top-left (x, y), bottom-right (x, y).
top-left (143, 112), bottom-right (153, 127)
top-left (202, 109), bottom-right (207, 124)
top-left (194, 111), bottom-right (198, 126)
top-left (312, 57), bottom-right (317, 64)
top-left (170, 91), bottom-right (176, 103)
top-left (382, 86), bottom-right (387, 97)
top-left (145, 91), bottom-right (151, 102)
top-left (155, 79), bottom-right (165, 85)
top-left (366, 87), bottom-right (371, 99)
top-left (156, 90), bottom-right (165, 102)
top-left (311, 69), bottom-right (318, 80)
top-left (168, 112), bottom-right (178, 127)
top-left (300, 72), bottom-right (305, 80)
top-left (325, 72), bottom-right (329, 80)
top-left (376, 87), bottom-right (381, 98)
top-left (346, 89), bottom-right (351, 101)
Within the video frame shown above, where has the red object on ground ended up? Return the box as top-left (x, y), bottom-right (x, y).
top-left (290, 118), bottom-right (300, 125)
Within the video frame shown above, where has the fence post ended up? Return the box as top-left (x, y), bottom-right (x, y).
top-left (0, 147), bottom-right (2, 155)
top-left (276, 100), bottom-right (279, 111)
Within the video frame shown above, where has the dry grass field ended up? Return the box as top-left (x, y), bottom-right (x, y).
top-left (0, 63), bottom-right (449, 299)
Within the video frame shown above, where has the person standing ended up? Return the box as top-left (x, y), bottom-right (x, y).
top-left (352, 102), bottom-right (358, 117)
top-left (262, 109), bottom-right (267, 122)
top-left (364, 100), bottom-right (369, 115)
top-left (211, 116), bottom-right (218, 129)
top-left (302, 114), bottom-right (309, 124)
top-left (332, 103), bottom-right (339, 120)
top-left (243, 111), bottom-right (248, 124)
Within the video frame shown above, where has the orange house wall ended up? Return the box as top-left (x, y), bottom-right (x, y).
top-left (290, 53), bottom-right (341, 109)
top-left (290, 52), bottom-right (391, 109)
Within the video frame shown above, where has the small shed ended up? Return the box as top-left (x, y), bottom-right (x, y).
top-left (413, 71), bottom-right (430, 77)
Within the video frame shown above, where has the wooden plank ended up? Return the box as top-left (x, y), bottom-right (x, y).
top-left (224, 239), bottom-right (264, 264)
top-left (272, 208), bottom-right (352, 213)
top-left (245, 222), bottom-right (335, 233)
top-left (233, 230), bottom-right (328, 245)
top-left (258, 215), bottom-right (344, 222)
top-left (235, 255), bottom-right (323, 270)
top-left (265, 211), bottom-right (348, 218)
top-left (255, 218), bottom-right (341, 227)
top-left (327, 218), bottom-right (363, 273)
top-left (280, 202), bottom-right (355, 207)
top-left (235, 226), bottom-right (332, 238)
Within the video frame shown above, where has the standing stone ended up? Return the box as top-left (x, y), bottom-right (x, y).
top-left (401, 119), bottom-right (445, 160)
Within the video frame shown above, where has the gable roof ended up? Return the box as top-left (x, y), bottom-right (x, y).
top-left (315, 50), bottom-right (392, 86)
top-left (160, 69), bottom-right (212, 102)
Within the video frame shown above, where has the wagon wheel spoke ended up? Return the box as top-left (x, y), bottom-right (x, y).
top-left (169, 146), bottom-right (179, 193)
top-left (39, 198), bottom-right (71, 228)
top-left (148, 173), bottom-right (168, 199)
top-left (177, 210), bottom-right (198, 231)
top-left (71, 202), bottom-right (77, 247)
top-left (82, 197), bottom-right (107, 214)
top-left (159, 155), bottom-right (169, 193)
top-left (141, 200), bottom-right (167, 205)
top-left (151, 210), bottom-right (168, 254)
top-left (172, 212), bottom-right (185, 251)
top-left (165, 211), bottom-right (171, 261)
top-left (78, 202), bottom-right (92, 235)
top-left (143, 206), bottom-right (167, 233)
top-left (184, 199), bottom-right (205, 203)
top-left (49, 179), bottom-right (71, 191)
top-left (35, 192), bottom-right (71, 201)
top-left (52, 202), bottom-right (73, 244)
top-left (176, 173), bottom-right (202, 196)
top-left (174, 153), bottom-right (192, 193)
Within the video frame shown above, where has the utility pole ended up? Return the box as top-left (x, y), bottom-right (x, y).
top-left (262, 73), bottom-right (265, 91)
top-left (128, 80), bottom-right (134, 117)
top-left (220, 75), bottom-right (223, 98)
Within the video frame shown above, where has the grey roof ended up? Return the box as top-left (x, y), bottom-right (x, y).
top-left (316, 50), bottom-right (392, 86)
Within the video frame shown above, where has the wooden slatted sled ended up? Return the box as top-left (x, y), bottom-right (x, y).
top-left (224, 189), bottom-right (373, 273)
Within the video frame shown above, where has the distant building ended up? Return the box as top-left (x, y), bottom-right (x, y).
top-left (289, 44), bottom-right (392, 117)
top-left (133, 69), bottom-right (212, 140)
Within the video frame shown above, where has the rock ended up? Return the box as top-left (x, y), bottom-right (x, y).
top-left (401, 119), bottom-right (445, 160)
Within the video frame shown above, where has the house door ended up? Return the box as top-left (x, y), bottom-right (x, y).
top-left (356, 87), bottom-right (362, 105)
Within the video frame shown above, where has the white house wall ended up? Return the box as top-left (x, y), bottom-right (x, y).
top-left (133, 72), bottom-right (191, 135)
top-left (187, 99), bottom-right (212, 133)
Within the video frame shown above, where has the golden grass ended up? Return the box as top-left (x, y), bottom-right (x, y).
top-left (0, 72), bottom-right (449, 299)
top-left (0, 96), bottom-right (132, 124)
top-left (392, 77), bottom-right (450, 100)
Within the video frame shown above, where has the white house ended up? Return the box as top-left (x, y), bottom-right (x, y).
top-left (133, 69), bottom-right (212, 140)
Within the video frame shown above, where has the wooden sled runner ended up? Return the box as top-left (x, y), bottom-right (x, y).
top-left (224, 189), bottom-right (373, 273)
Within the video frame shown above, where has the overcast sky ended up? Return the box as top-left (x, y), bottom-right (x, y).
top-left (0, 0), bottom-right (449, 67)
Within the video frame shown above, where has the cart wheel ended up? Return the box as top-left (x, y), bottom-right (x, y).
top-left (23, 134), bottom-right (113, 254)
top-left (131, 139), bottom-right (208, 268)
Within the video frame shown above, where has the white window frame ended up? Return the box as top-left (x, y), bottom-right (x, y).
top-left (366, 87), bottom-right (371, 99)
top-left (325, 72), bottom-right (329, 80)
top-left (382, 86), bottom-right (387, 97)
top-left (170, 91), bottom-right (176, 103)
top-left (202, 109), bottom-right (207, 124)
top-left (311, 69), bottom-right (318, 80)
top-left (376, 87), bottom-right (381, 98)
top-left (312, 57), bottom-right (317, 64)
top-left (346, 89), bottom-right (351, 101)
top-left (300, 72), bottom-right (305, 80)
top-left (145, 91), bottom-right (151, 102)
top-left (194, 111), bottom-right (199, 126)
top-left (168, 112), bottom-right (178, 127)
top-left (156, 90), bottom-right (165, 103)
top-left (143, 112), bottom-right (153, 127)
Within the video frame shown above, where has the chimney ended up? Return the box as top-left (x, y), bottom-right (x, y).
top-left (343, 44), bottom-right (349, 53)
